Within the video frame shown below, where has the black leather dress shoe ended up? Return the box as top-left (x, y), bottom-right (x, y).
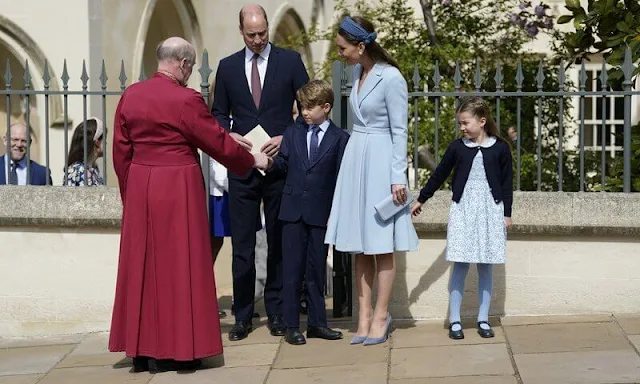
top-left (228, 321), bottom-right (253, 341)
top-left (448, 321), bottom-right (465, 340)
top-left (147, 358), bottom-right (170, 374)
top-left (477, 321), bottom-right (495, 338)
top-left (146, 358), bottom-right (201, 373)
top-left (267, 315), bottom-right (286, 336)
top-left (130, 356), bottom-right (149, 373)
top-left (306, 326), bottom-right (343, 340)
top-left (285, 328), bottom-right (306, 345)
top-left (172, 359), bottom-right (202, 371)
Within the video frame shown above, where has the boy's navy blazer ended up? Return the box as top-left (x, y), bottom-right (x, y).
top-left (271, 121), bottom-right (349, 227)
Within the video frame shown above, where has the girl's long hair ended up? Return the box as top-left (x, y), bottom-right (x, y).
top-left (338, 16), bottom-right (400, 70)
top-left (455, 97), bottom-right (509, 146)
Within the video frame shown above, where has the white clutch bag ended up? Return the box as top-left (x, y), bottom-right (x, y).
top-left (374, 191), bottom-right (414, 222)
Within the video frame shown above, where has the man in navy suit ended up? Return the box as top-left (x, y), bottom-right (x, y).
top-left (269, 80), bottom-right (349, 345)
top-left (1, 123), bottom-right (51, 185)
top-left (212, 4), bottom-right (309, 341)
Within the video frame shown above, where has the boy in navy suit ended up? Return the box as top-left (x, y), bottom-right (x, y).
top-left (269, 80), bottom-right (349, 345)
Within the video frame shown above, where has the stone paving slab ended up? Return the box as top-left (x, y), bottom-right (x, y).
top-left (220, 343), bottom-right (279, 368)
top-left (616, 314), bottom-right (640, 335)
top-left (505, 321), bottom-right (630, 354)
top-left (390, 344), bottom-right (513, 380)
top-left (628, 335), bottom-right (640, 351)
top-left (56, 333), bottom-right (125, 368)
top-left (0, 345), bottom-right (75, 376)
top-left (0, 375), bottom-right (43, 384)
top-left (1, 314), bottom-right (640, 383)
top-left (37, 366), bottom-right (152, 384)
top-left (0, 334), bottom-right (87, 349)
top-left (148, 366), bottom-right (269, 384)
top-left (267, 362), bottom-right (388, 384)
top-left (274, 330), bottom-right (388, 369)
top-left (220, 324), bottom-right (281, 347)
top-left (392, 321), bottom-right (505, 348)
top-left (390, 376), bottom-right (518, 384)
top-left (514, 349), bottom-right (640, 384)
top-left (500, 314), bottom-right (613, 326)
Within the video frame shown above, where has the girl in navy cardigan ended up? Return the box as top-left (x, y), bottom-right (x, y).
top-left (411, 97), bottom-right (513, 340)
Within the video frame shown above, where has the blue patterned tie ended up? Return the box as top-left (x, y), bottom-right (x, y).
top-left (309, 125), bottom-right (320, 162)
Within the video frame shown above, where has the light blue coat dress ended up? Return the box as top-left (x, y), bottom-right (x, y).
top-left (325, 62), bottom-right (419, 254)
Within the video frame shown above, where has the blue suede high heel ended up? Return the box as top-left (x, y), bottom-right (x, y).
top-left (350, 335), bottom-right (368, 345)
top-left (363, 314), bottom-right (392, 346)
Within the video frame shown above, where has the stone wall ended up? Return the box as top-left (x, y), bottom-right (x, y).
top-left (0, 187), bottom-right (638, 337)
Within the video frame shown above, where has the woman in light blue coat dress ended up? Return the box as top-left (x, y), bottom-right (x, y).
top-left (325, 16), bottom-right (418, 346)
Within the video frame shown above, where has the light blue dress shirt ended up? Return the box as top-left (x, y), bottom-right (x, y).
top-left (4, 154), bottom-right (27, 185)
top-left (306, 120), bottom-right (330, 157)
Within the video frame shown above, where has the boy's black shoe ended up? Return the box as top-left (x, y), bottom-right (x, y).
top-left (228, 321), bottom-right (253, 341)
top-left (306, 326), bottom-right (343, 340)
top-left (285, 328), bottom-right (306, 345)
top-left (268, 315), bottom-right (286, 336)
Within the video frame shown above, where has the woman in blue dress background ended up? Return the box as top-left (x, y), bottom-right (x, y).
top-left (325, 16), bottom-right (418, 346)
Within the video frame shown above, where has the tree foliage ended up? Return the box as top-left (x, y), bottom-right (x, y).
top-left (556, 0), bottom-right (640, 84)
top-left (556, 0), bottom-right (640, 191)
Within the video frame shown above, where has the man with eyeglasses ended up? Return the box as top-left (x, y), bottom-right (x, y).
top-left (1, 123), bottom-right (51, 185)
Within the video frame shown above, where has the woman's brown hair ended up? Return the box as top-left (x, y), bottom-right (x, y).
top-left (338, 16), bottom-right (400, 69)
top-left (67, 119), bottom-right (100, 167)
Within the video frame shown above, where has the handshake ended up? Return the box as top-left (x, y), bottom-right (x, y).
top-left (252, 152), bottom-right (272, 171)
top-left (230, 132), bottom-right (276, 171)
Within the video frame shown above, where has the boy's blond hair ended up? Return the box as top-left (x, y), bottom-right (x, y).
top-left (296, 79), bottom-right (334, 110)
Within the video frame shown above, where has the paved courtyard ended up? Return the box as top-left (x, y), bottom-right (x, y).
top-left (2, 314), bottom-right (640, 383)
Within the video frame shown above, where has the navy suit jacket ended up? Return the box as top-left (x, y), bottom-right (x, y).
top-left (271, 121), bottom-right (349, 227)
top-left (0, 156), bottom-right (51, 185)
top-left (211, 45), bottom-right (309, 177)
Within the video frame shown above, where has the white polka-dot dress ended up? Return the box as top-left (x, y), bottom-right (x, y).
top-left (445, 137), bottom-right (506, 264)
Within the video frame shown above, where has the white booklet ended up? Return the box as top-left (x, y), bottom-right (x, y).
top-left (243, 124), bottom-right (271, 176)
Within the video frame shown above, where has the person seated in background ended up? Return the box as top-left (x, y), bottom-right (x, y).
top-left (63, 117), bottom-right (105, 186)
top-left (1, 122), bottom-right (51, 185)
top-left (507, 126), bottom-right (518, 144)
